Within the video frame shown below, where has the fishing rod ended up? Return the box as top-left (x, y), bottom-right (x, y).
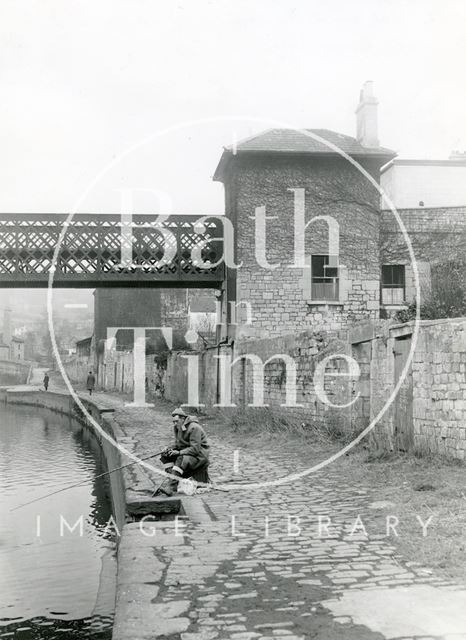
top-left (10, 448), bottom-right (167, 512)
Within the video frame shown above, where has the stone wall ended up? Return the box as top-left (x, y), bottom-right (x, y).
top-left (0, 358), bottom-right (33, 384)
top-left (62, 353), bottom-right (93, 385)
top-left (359, 318), bottom-right (466, 460)
top-left (224, 155), bottom-right (383, 338)
top-left (92, 347), bottom-right (169, 402)
top-left (99, 349), bottom-right (135, 394)
top-left (233, 332), bottom-right (354, 427)
top-left (411, 319), bottom-right (466, 458)
top-left (163, 346), bottom-right (228, 408)
top-left (158, 317), bottom-right (466, 461)
top-left (231, 318), bottom-right (466, 459)
top-left (161, 331), bottom-right (358, 436)
top-left (380, 206), bottom-right (466, 306)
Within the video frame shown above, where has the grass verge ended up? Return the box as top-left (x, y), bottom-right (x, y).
top-left (342, 450), bottom-right (466, 583)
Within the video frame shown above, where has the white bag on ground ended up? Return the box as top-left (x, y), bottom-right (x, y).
top-left (178, 478), bottom-right (196, 495)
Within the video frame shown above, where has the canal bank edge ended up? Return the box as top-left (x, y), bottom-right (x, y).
top-left (0, 386), bottom-right (214, 639)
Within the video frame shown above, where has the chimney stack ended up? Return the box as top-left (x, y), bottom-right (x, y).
top-left (356, 81), bottom-right (379, 148)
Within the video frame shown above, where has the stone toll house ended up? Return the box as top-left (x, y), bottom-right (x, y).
top-left (87, 82), bottom-right (465, 351)
top-left (213, 81), bottom-right (466, 337)
top-left (161, 83), bottom-right (466, 457)
top-left (72, 81), bottom-right (466, 458)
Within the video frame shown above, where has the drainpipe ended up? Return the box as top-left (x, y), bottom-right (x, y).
top-left (215, 336), bottom-right (232, 405)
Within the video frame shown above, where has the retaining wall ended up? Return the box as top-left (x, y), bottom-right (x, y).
top-left (0, 384), bottom-right (211, 640)
top-left (161, 318), bottom-right (466, 459)
top-left (0, 359), bottom-right (33, 385)
top-left (162, 331), bottom-right (358, 434)
top-left (1, 388), bottom-right (126, 531)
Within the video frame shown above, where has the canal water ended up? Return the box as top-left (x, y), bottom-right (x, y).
top-left (0, 404), bottom-right (116, 639)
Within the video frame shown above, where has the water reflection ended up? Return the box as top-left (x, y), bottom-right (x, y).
top-left (0, 404), bottom-right (116, 638)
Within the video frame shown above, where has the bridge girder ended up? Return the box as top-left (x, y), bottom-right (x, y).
top-left (0, 213), bottom-right (225, 289)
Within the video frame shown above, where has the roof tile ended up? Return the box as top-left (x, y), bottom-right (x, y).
top-left (228, 128), bottom-right (394, 156)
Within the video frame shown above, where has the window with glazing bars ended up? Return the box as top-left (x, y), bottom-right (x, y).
top-left (381, 264), bottom-right (405, 305)
top-left (311, 255), bottom-right (339, 301)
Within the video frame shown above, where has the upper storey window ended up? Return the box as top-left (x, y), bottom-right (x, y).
top-left (311, 255), bottom-right (339, 302)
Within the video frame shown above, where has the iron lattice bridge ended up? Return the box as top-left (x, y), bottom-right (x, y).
top-left (0, 213), bottom-right (225, 288)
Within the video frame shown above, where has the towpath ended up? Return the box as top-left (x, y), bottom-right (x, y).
top-left (46, 375), bottom-right (466, 639)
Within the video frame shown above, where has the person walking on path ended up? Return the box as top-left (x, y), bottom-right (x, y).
top-left (86, 371), bottom-right (96, 396)
top-left (157, 407), bottom-right (210, 496)
top-left (43, 372), bottom-right (49, 391)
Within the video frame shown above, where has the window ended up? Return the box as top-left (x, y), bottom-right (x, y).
top-left (311, 255), bottom-right (339, 301)
top-left (381, 265), bottom-right (405, 305)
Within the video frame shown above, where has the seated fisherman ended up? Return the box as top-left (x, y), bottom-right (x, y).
top-left (158, 407), bottom-right (210, 496)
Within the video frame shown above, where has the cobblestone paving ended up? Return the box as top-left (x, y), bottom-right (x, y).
top-left (75, 391), bottom-right (466, 640)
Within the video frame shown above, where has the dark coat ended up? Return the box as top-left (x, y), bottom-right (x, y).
top-left (86, 374), bottom-right (96, 389)
top-left (174, 416), bottom-right (209, 463)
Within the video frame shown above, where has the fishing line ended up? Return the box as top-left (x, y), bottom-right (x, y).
top-left (10, 449), bottom-right (166, 512)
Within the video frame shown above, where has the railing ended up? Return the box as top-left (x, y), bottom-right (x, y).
top-left (311, 279), bottom-right (340, 302)
top-left (0, 213), bottom-right (225, 287)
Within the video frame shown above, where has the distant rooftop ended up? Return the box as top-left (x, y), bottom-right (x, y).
top-left (381, 157), bottom-right (466, 173)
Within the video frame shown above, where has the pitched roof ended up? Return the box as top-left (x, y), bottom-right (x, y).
top-left (76, 336), bottom-right (92, 347)
top-left (213, 128), bottom-right (395, 180)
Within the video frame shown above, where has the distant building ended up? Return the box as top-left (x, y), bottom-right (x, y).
top-left (0, 308), bottom-right (25, 360)
top-left (76, 336), bottom-right (92, 357)
top-left (10, 336), bottom-right (24, 360)
top-left (380, 158), bottom-right (466, 311)
top-left (381, 157), bottom-right (466, 209)
top-left (188, 295), bottom-right (217, 335)
top-left (93, 288), bottom-right (162, 351)
top-left (0, 343), bottom-right (9, 359)
top-left (67, 335), bottom-right (95, 384)
top-left (212, 82), bottom-right (466, 331)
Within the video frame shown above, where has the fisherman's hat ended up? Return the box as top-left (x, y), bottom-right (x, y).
top-left (172, 407), bottom-right (188, 418)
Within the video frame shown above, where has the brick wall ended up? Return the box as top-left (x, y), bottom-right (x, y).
top-left (224, 155), bottom-right (383, 338)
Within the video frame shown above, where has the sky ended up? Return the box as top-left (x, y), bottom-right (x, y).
top-left (1, 0), bottom-right (466, 216)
